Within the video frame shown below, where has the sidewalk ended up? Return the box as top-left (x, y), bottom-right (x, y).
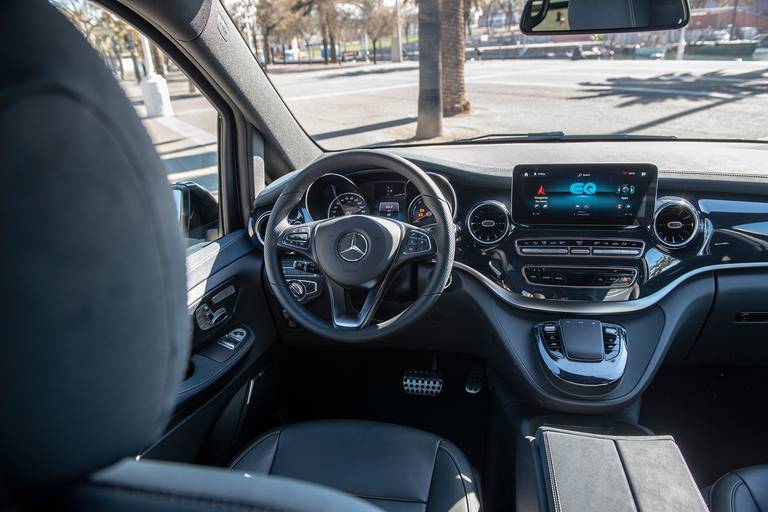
top-left (118, 69), bottom-right (219, 197)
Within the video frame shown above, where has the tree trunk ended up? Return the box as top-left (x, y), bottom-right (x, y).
top-left (262, 31), bottom-right (272, 68)
top-left (372, 40), bottom-right (377, 64)
top-left (111, 35), bottom-right (125, 81)
top-left (441, 0), bottom-right (469, 116)
top-left (151, 42), bottom-right (166, 76)
top-left (416, 0), bottom-right (442, 139)
top-left (322, 26), bottom-right (329, 64)
top-left (329, 31), bottom-right (338, 63)
top-left (125, 31), bottom-right (142, 83)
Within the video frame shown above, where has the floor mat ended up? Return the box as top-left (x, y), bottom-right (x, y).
top-left (273, 347), bottom-right (492, 471)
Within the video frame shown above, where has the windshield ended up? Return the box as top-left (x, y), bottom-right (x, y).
top-left (224, 1), bottom-right (768, 149)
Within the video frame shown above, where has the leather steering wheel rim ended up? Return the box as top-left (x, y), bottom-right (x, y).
top-left (264, 149), bottom-right (455, 342)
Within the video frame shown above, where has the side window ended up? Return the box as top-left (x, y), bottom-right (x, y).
top-left (53, 1), bottom-right (222, 254)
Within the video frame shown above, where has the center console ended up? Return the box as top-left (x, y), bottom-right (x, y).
top-left (534, 319), bottom-right (628, 394)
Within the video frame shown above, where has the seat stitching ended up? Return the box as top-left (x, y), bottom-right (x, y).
top-left (732, 469), bottom-right (764, 512)
top-left (438, 442), bottom-right (474, 512)
top-left (229, 431), bottom-right (281, 470)
top-left (267, 429), bottom-right (282, 475)
top-left (424, 438), bottom-right (442, 512)
top-left (728, 479), bottom-right (743, 512)
top-left (85, 481), bottom-right (297, 512)
top-left (708, 471), bottom-right (730, 510)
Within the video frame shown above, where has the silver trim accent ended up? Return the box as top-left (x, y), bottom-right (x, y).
top-left (305, 172), bottom-right (359, 219)
top-left (652, 197), bottom-right (700, 249)
top-left (465, 200), bottom-right (511, 246)
top-left (520, 247), bottom-right (569, 255)
top-left (337, 231), bottom-right (369, 262)
top-left (515, 238), bottom-right (645, 259)
top-left (452, 260), bottom-right (768, 314)
top-left (253, 210), bottom-right (272, 246)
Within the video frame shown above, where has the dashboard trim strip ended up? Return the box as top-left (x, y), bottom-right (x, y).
top-left (452, 260), bottom-right (768, 314)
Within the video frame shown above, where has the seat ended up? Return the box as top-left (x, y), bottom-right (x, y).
top-left (0, 2), bottom-right (472, 512)
top-left (705, 465), bottom-right (768, 512)
top-left (230, 420), bottom-right (482, 512)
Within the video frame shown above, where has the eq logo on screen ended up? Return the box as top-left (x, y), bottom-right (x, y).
top-left (569, 182), bottom-right (597, 195)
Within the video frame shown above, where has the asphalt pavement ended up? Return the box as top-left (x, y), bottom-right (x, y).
top-left (121, 58), bottom-right (768, 189)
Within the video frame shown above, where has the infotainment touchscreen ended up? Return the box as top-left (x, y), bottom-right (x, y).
top-left (512, 164), bottom-right (658, 226)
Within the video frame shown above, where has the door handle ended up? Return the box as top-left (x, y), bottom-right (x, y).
top-left (195, 302), bottom-right (228, 331)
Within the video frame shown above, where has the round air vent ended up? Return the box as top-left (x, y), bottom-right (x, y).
top-left (653, 199), bottom-right (699, 249)
top-left (466, 201), bottom-right (510, 245)
top-left (253, 211), bottom-right (271, 246)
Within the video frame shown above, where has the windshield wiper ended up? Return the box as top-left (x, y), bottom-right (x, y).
top-left (454, 132), bottom-right (677, 143)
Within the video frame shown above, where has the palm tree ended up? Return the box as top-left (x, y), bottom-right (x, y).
top-left (416, 0), bottom-right (442, 138)
top-left (441, 0), bottom-right (469, 116)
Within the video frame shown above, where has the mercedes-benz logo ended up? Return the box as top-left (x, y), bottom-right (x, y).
top-left (337, 232), bottom-right (369, 262)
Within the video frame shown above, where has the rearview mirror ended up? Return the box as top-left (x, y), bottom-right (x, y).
top-left (520, 0), bottom-right (690, 35)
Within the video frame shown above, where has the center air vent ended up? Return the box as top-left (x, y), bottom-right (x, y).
top-left (466, 201), bottom-right (510, 245)
top-left (653, 199), bottom-right (699, 249)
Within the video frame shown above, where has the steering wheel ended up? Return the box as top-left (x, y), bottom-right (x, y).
top-left (264, 150), bottom-right (455, 342)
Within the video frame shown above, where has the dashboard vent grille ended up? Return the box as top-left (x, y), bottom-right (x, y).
top-left (466, 201), bottom-right (510, 245)
top-left (653, 200), bottom-right (699, 249)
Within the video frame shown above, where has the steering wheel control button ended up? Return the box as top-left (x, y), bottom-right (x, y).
top-left (337, 231), bottom-right (369, 262)
top-left (403, 231), bottom-right (432, 255)
top-left (282, 227), bottom-right (311, 249)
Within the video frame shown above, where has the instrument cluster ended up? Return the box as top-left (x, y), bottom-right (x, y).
top-left (304, 171), bottom-right (457, 227)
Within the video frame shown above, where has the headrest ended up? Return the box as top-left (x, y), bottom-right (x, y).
top-left (0, 0), bottom-right (189, 497)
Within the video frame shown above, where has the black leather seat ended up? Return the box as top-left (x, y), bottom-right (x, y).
top-left (705, 465), bottom-right (768, 512)
top-left (0, 2), bottom-right (481, 512)
top-left (230, 420), bottom-right (481, 512)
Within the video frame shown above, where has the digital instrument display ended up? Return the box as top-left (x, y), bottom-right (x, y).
top-left (373, 182), bottom-right (405, 221)
top-left (512, 164), bottom-right (658, 226)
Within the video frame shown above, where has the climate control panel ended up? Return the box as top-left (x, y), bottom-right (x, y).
top-left (516, 238), bottom-right (645, 258)
top-left (523, 266), bottom-right (637, 288)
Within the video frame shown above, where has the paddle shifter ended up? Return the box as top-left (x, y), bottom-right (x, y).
top-left (534, 319), bottom-right (627, 393)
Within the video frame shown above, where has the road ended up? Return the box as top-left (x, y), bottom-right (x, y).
top-left (122, 59), bottom-right (768, 191)
top-left (271, 59), bottom-right (768, 148)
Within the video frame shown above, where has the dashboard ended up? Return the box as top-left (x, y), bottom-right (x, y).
top-left (250, 143), bottom-right (768, 412)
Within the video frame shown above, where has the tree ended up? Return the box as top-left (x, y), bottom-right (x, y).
top-left (441, 0), bottom-right (469, 115)
top-left (257, 0), bottom-right (290, 68)
top-left (294, 0), bottom-right (340, 64)
top-left (415, 0), bottom-right (442, 138)
top-left (359, 0), bottom-right (394, 64)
